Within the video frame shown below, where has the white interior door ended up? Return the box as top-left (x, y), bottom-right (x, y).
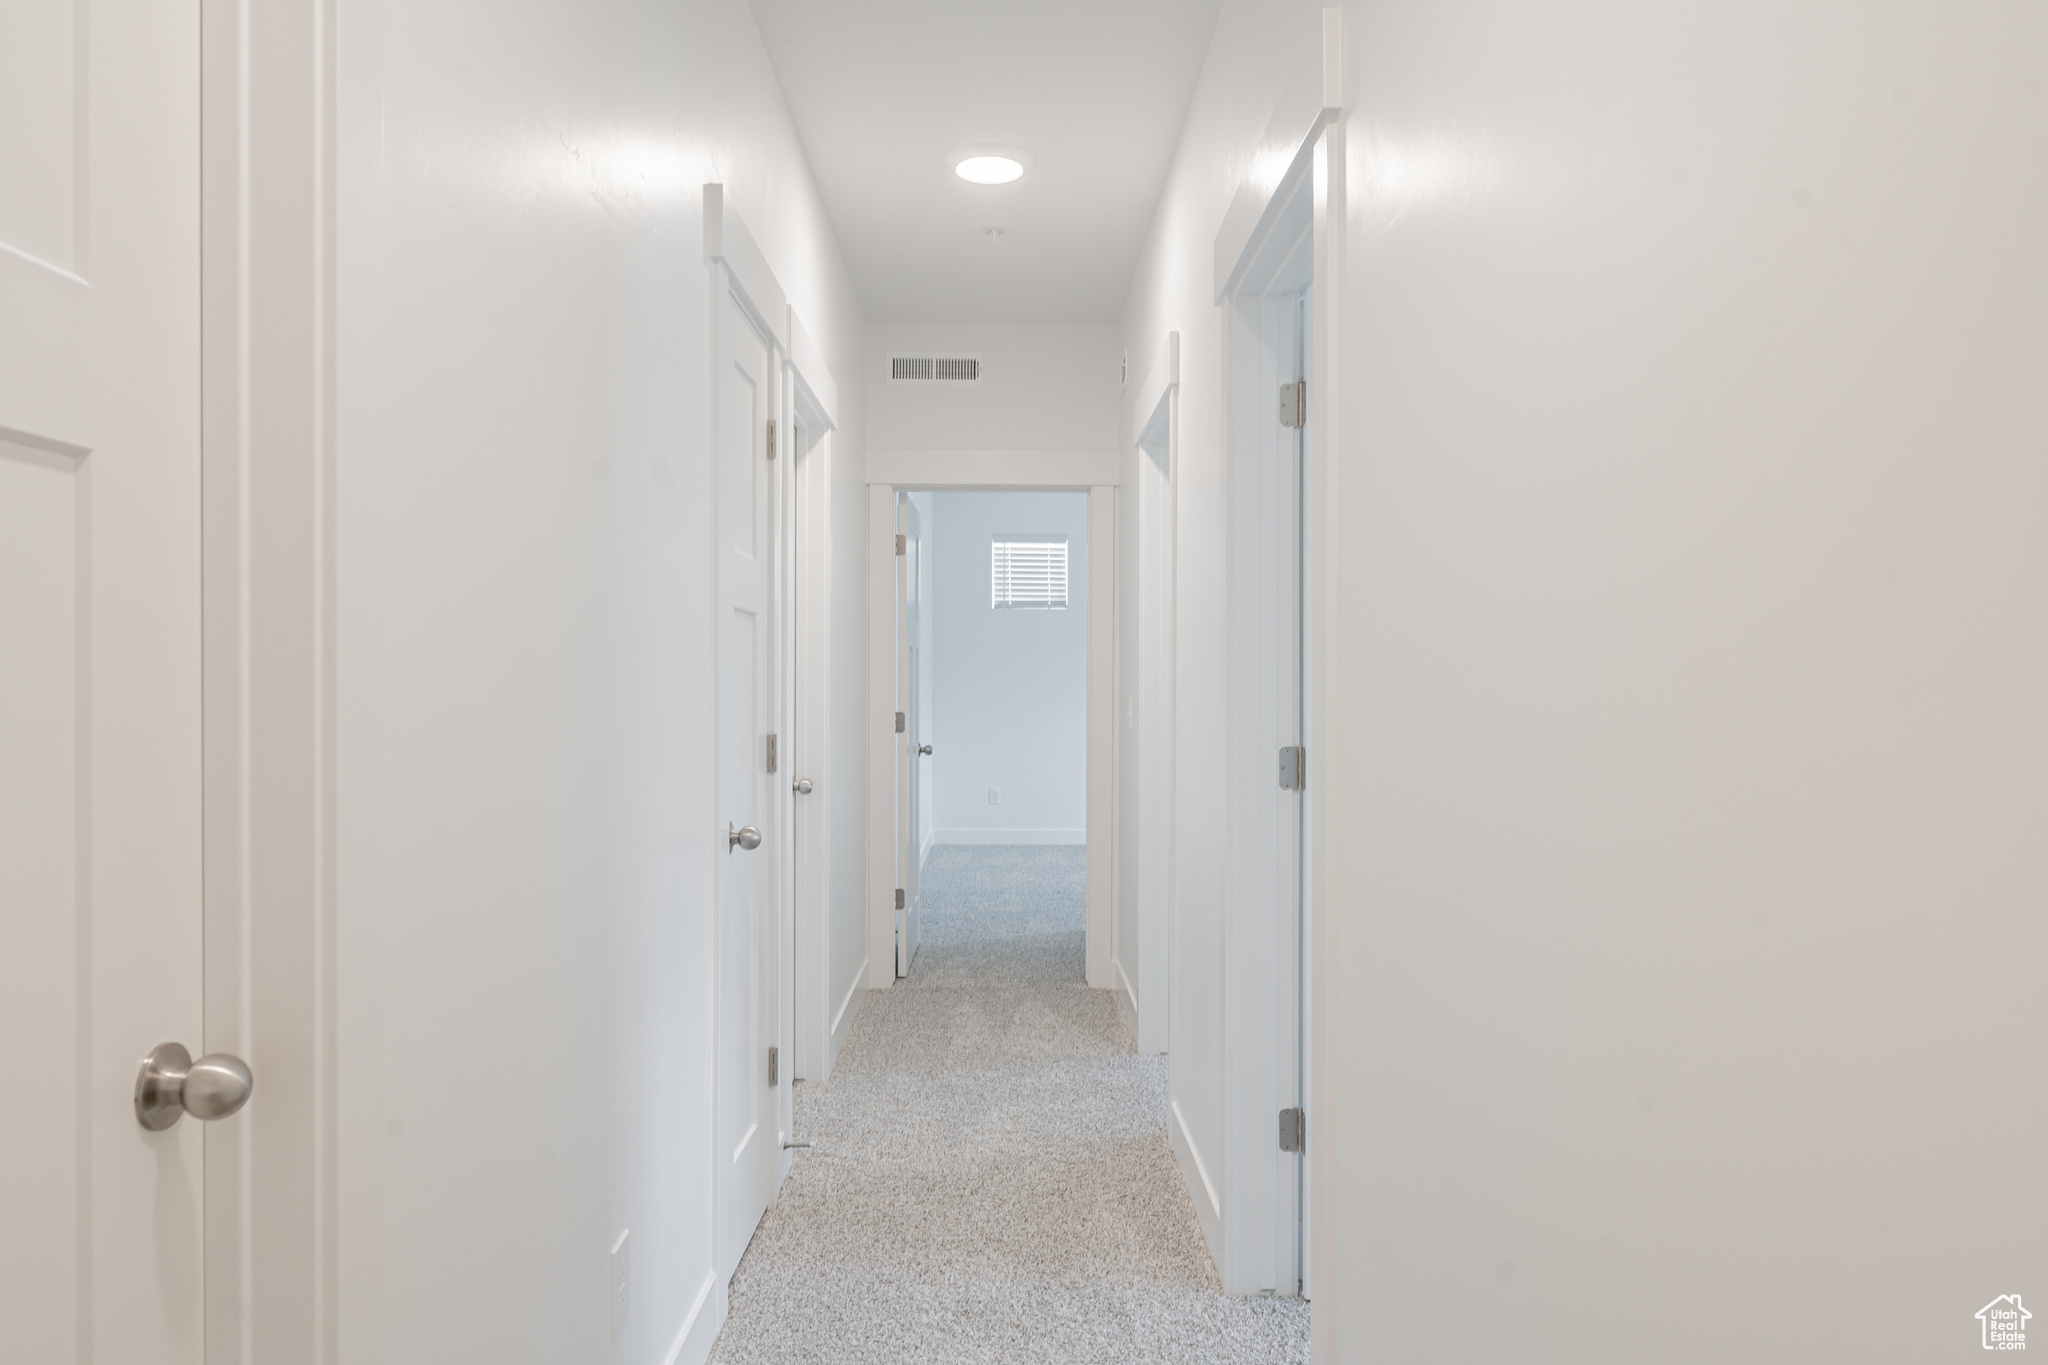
top-left (0, 1), bottom-right (214, 1357)
top-left (895, 495), bottom-right (923, 976)
top-left (716, 280), bottom-right (780, 1280)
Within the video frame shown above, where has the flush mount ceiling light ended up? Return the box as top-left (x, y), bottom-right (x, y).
top-left (957, 156), bottom-right (1023, 184)
top-left (947, 145), bottom-right (1033, 185)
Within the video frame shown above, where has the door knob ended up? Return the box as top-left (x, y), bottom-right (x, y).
top-left (135, 1042), bottom-right (254, 1131)
top-left (917, 745), bottom-right (933, 756)
top-left (793, 778), bottom-right (813, 795)
top-left (729, 823), bottom-right (762, 851)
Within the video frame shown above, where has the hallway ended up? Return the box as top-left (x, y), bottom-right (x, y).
top-left (711, 848), bottom-right (1308, 1363)
top-left (7, 0), bottom-right (2044, 1358)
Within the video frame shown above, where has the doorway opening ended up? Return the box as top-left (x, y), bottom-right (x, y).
top-left (893, 489), bottom-right (1091, 978)
top-left (865, 470), bottom-right (1115, 996)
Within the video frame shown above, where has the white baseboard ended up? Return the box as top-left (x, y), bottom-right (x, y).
top-left (827, 965), bottom-right (865, 1078)
top-left (663, 1269), bottom-right (727, 1365)
top-left (1169, 1100), bottom-right (1224, 1274)
top-left (1114, 957), bottom-right (1140, 1042)
top-left (933, 828), bottom-right (1086, 846)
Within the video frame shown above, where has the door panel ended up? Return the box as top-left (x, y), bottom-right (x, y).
top-left (0, 0), bottom-right (206, 1357)
top-left (0, 0), bottom-right (82, 274)
top-left (895, 497), bottom-right (922, 976)
top-left (716, 283), bottom-right (779, 1280)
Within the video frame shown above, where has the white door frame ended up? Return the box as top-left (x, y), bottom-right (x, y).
top-left (864, 451), bottom-right (1119, 991)
top-left (1222, 249), bottom-right (1310, 1298)
top-left (1121, 338), bottom-right (1178, 1057)
top-left (783, 317), bottom-right (842, 1086)
top-left (201, 2), bottom-right (338, 1358)
top-left (1213, 169), bottom-right (1312, 1298)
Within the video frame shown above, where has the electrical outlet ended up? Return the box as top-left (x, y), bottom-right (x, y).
top-left (610, 1230), bottom-right (630, 1338)
top-left (987, 787), bottom-right (1001, 806)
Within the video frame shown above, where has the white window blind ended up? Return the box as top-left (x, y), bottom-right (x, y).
top-left (991, 535), bottom-right (1069, 609)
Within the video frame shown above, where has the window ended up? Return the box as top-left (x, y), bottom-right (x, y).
top-left (991, 535), bottom-right (1068, 609)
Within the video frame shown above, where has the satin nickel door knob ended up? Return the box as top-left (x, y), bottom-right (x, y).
top-left (134, 1042), bottom-right (254, 1131)
top-left (917, 745), bottom-right (932, 756)
top-left (793, 778), bottom-right (814, 794)
top-left (728, 823), bottom-right (762, 851)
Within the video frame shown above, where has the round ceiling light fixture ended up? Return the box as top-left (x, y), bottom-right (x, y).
top-left (947, 145), bottom-right (1033, 185)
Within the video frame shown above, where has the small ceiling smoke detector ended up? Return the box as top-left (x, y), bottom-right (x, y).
top-left (947, 145), bottom-right (1033, 185)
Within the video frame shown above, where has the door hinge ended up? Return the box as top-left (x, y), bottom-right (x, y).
top-left (1279, 744), bottom-right (1307, 791)
top-left (766, 733), bottom-right (777, 773)
top-left (1279, 1106), bottom-right (1306, 1153)
top-left (895, 532), bottom-right (906, 556)
top-left (1279, 379), bottom-right (1306, 428)
top-left (895, 711), bottom-right (906, 733)
top-left (766, 418), bottom-right (777, 460)
top-left (895, 888), bottom-right (906, 910)
top-left (768, 1046), bottom-right (778, 1087)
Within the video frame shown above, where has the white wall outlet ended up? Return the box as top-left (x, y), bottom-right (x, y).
top-left (609, 1230), bottom-right (630, 1338)
top-left (987, 787), bottom-right (1001, 805)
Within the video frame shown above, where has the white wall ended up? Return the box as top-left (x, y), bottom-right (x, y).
top-left (866, 322), bottom-right (1121, 451)
top-left (928, 492), bottom-right (1091, 844)
top-left (334, 2), bottom-right (865, 1361)
top-left (1131, 0), bottom-right (2048, 1359)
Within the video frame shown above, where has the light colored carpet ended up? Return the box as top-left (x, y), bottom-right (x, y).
top-left (708, 845), bottom-right (1310, 1364)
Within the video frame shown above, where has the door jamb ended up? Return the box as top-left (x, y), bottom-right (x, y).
top-left (200, 3), bottom-right (338, 1357)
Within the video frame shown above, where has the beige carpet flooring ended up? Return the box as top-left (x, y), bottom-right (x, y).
top-left (707, 845), bottom-right (1310, 1364)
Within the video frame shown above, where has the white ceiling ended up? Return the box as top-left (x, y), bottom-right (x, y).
top-left (748, 0), bottom-right (1224, 323)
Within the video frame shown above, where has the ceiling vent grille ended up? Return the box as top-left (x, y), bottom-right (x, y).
top-left (888, 352), bottom-right (982, 386)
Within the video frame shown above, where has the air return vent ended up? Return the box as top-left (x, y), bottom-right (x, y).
top-left (888, 352), bottom-right (982, 386)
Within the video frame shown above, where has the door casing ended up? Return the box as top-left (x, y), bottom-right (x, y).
top-left (1187, 98), bottom-right (1340, 1301)
top-left (863, 453), bottom-right (1119, 993)
top-left (1120, 337), bottom-right (1178, 1058)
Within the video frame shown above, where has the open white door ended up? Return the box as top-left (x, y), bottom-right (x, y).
top-left (895, 495), bottom-right (924, 977)
top-left (716, 279), bottom-right (781, 1280)
top-left (0, 2), bottom-right (241, 1357)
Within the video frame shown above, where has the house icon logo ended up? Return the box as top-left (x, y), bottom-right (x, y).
top-left (1978, 1295), bottom-right (2031, 1350)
